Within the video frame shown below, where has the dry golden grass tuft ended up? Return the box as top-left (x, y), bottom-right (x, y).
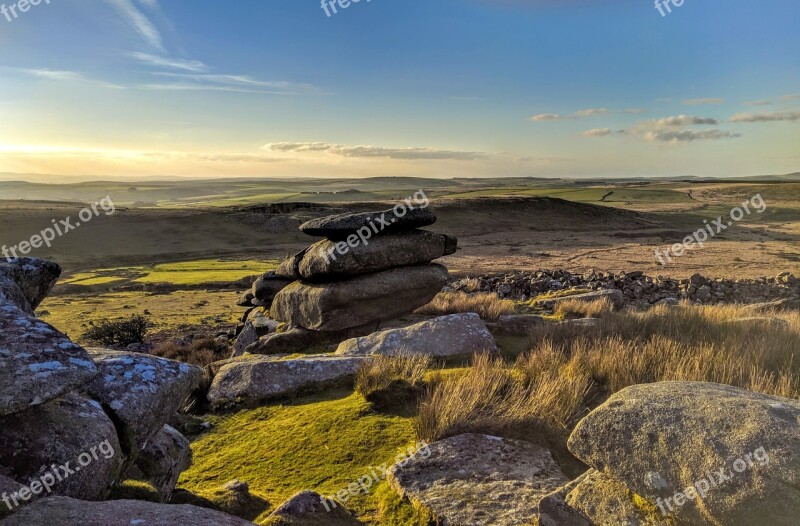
top-left (553, 297), bottom-right (615, 319)
top-left (355, 354), bottom-right (432, 402)
top-left (415, 291), bottom-right (516, 320)
top-left (415, 304), bottom-right (800, 462)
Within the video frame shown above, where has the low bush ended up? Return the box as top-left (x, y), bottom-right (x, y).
top-left (151, 337), bottom-right (230, 367)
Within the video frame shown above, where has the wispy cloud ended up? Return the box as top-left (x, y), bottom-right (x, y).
top-left (581, 128), bottom-right (614, 137)
top-left (17, 69), bottom-right (124, 89)
top-left (127, 52), bottom-right (209, 72)
top-left (575, 108), bottom-right (609, 117)
top-left (642, 129), bottom-right (740, 143)
top-left (145, 72), bottom-right (317, 94)
top-left (530, 113), bottom-right (571, 122)
top-left (263, 142), bottom-right (487, 161)
top-left (624, 108), bottom-right (647, 114)
top-left (582, 114), bottom-right (738, 143)
top-left (743, 99), bottom-right (772, 107)
top-left (683, 98), bottom-right (725, 106)
top-left (779, 93), bottom-right (800, 101)
top-left (104, 0), bottom-right (164, 51)
top-left (653, 115), bottom-right (719, 126)
top-left (730, 111), bottom-right (800, 123)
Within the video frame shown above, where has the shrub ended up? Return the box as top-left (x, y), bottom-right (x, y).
top-left (151, 337), bottom-right (230, 368)
top-left (83, 315), bottom-right (149, 347)
top-left (415, 291), bottom-right (516, 320)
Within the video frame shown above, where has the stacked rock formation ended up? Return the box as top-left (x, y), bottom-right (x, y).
top-left (0, 258), bottom-right (250, 524)
top-left (239, 205), bottom-right (456, 355)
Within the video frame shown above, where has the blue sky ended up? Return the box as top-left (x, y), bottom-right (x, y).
top-left (0, 0), bottom-right (798, 179)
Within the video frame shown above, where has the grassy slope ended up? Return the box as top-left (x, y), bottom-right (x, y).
top-left (179, 389), bottom-right (431, 525)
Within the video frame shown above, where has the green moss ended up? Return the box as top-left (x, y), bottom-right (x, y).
top-left (179, 389), bottom-right (427, 524)
top-left (108, 480), bottom-right (162, 502)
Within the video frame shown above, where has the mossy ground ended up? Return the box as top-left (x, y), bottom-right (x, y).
top-left (178, 388), bottom-right (433, 524)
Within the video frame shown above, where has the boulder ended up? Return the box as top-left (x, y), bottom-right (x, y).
top-left (0, 258), bottom-right (61, 313)
top-left (251, 271), bottom-right (293, 306)
top-left (299, 206), bottom-right (436, 239)
top-left (0, 475), bottom-right (26, 519)
top-left (272, 264), bottom-right (448, 331)
top-left (245, 323), bottom-right (376, 356)
top-left (387, 434), bottom-right (569, 526)
top-left (0, 496), bottom-right (255, 525)
top-left (493, 314), bottom-right (545, 335)
top-left (82, 350), bottom-right (202, 454)
top-left (275, 250), bottom-right (307, 281)
top-left (336, 313), bottom-right (497, 358)
top-left (537, 469), bottom-right (667, 526)
top-left (297, 230), bottom-right (457, 282)
top-left (268, 490), bottom-right (364, 525)
top-left (0, 303), bottom-right (97, 417)
top-left (568, 382), bottom-right (800, 525)
top-left (0, 393), bottom-right (124, 502)
top-left (231, 318), bottom-right (280, 357)
top-left (207, 355), bottom-right (368, 410)
top-left (124, 425), bottom-right (191, 502)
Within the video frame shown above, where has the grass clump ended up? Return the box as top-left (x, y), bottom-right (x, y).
top-left (553, 297), bottom-right (614, 319)
top-left (82, 314), bottom-right (149, 347)
top-left (415, 291), bottom-right (516, 320)
top-left (415, 353), bottom-right (591, 471)
top-left (355, 355), bottom-right (431, 410)
top-left (415, 304), bottom-right (800, 474)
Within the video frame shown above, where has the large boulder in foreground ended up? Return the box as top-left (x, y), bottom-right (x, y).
top-left (268, 490), bottom-right (364, 525)
top-left (388, 434), bottom-right (569, 526)
top-left (336, 313), bottom-right (497, 358)
top-left (0, 258), bottom-right (61, 313)
top-left (0, 303), bottom-right (97, 417)
top-left (299, 206), bottom-right (436, 239)
top-left (272, 264), bottom-right (448, 331)
top-left (568, 382), bottom-right (800, 526)
top-left (0, 393), bottom-right (124, 502)
top-left (298, 230), bottom-right (457, 282)
top-left (0, 496), bottom-right (255, 525)
top-left (124, 424), bottom-right (192, 503)
top-left (82, 350), bottom-right (202, 454)
top-left (208, 354), bottom-right (368, 410)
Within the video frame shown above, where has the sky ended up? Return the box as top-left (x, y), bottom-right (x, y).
top-left (0, 0), bottom-right (798, 180)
